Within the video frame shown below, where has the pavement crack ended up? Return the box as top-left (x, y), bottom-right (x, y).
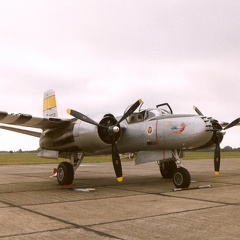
top-left (18, 205), bottom-right (122, 239)
top-left (0, 227), bottom-right (75, 239)
top-left (86, 204), bottom-right (226, 228)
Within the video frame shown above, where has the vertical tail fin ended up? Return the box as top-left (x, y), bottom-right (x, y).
top-left (43, 89), bottom-right (58, 118)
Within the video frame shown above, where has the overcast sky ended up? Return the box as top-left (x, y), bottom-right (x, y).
top-left (0, 0), bottom-right (240, 151)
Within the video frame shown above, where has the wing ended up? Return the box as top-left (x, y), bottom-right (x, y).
top-left (0, 125), bottom-right (42, 137)
top-left (0, 111), bottom-right (73, 137)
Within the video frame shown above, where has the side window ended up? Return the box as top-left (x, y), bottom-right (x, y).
top-left (128, 112), bottom-right (145, 123)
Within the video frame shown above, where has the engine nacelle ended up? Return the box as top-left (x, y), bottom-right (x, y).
top-left (73, 113), bottom-right (121, 153)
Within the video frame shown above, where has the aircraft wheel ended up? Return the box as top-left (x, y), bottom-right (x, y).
top-left (173, 167), bottom-right (191, 188)
top-left (159, 161), bottom-right (177, 179)
top-left (57, 162), bottom-right (74, 185)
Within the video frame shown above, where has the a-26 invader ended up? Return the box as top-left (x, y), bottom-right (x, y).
top-left (0, 89), bottom-right (239, 188)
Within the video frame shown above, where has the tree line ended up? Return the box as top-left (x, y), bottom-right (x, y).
top-left (1, 146), bottom-right (240, 153)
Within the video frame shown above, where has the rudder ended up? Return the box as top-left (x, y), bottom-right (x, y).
top-left (43, 89), bottom-right (58, 117)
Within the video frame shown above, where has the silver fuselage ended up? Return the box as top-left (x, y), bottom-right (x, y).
top-left (40, 111), bottom-right (214, 155)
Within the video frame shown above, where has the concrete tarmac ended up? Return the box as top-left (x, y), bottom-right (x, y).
top-left (1, 158), bottom-right (240, 239)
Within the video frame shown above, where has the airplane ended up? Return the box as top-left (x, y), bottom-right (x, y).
top-left (0, 89), bottom-right (239, 188)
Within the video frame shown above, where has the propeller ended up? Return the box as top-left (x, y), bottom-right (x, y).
top-left (67, 99), bottom-right (143, 182)
top-left (193, 106), bottom-right (204, 116)
top-left (193, 106), bottom-right (240, 175)
top-left (223, 118), bottom-right (240, 130)
top-left (214, 132), bottom-right (221, 176)
top-left (67, 109), bottom-right (105, 128)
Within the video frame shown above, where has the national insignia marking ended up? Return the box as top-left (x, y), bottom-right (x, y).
top-left (147, 126), bottom-right (152, 134)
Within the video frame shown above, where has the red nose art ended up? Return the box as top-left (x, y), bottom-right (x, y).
top-left (155, 116), bottom-right (213, 149)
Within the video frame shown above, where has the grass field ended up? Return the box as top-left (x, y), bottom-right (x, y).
top-left (184, 151), bottom-right (240, 159)
top-left (0, 153), bottom-right (114, 165)
top-left (0, 151), bottom-right (239, 165)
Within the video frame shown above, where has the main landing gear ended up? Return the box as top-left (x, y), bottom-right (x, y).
top-left (158, 150), bottom-right (191, 188)
top-left (57, 153), bottom-right (84, 185)
top-left (57, 162), bottom-right (74, 185)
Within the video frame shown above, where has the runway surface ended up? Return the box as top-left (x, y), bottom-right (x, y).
top-left (0, 158), bottom-right (240, 239)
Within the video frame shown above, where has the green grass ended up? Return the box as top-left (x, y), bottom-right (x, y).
top-left (0, 153), bottom-right (112, 165)
top-left (0, 153), bottom-right (61, 165)
top-left (0, 152), bottom-right (239, 165)
top-left (183, 151), bottom-right (240, 160)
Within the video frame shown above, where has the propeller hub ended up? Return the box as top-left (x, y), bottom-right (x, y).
top-left (107, 125), bottom-right (120, 136)
top-left (113, 126), bottom-right (120, 133)
top-left (98, 114), bottom-right (121, 144)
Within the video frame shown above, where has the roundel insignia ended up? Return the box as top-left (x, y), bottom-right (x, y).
top-left (147, 126), bottom-right (153, 134)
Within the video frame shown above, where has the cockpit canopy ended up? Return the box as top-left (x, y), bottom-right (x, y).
top-left (127, 102), bottom-right (173, 124)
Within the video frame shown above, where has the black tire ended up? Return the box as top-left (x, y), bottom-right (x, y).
top-left (57, 162), bottom-right (74, 185)
top-left (173, 167), bottom-right (191, 188)
top-left (159, 161), bottom-right (177, 179)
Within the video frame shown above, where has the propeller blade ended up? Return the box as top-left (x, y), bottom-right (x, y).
top-left (67, 109), bottom-right (107, 128)
top-left (118, 99), bottom-right (143, 124)
top-left (111, 141), bottom-right (123, 182)
top-left (214, 142), bottom-right (221, 176)
top-left (109, 99), bottom-right (143, 181)
top-left (193, 106), bottom-right (204, 116)
top-left (224, 118), bottom-right (240, 130)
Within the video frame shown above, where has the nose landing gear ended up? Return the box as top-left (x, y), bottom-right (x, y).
top-left (172, 167), bottom-right (191, 188)
top-left (158, 149), bottom-right (191, 188)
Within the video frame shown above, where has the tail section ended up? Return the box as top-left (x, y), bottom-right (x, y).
top-left (43, 89), bottom-right (58, 118)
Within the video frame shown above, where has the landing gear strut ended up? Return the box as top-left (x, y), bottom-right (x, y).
top-left (172, 149), bottom-right (191, 188)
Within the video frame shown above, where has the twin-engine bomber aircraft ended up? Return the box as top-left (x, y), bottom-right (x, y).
top-left (0, 89), bottom-right (239, 188)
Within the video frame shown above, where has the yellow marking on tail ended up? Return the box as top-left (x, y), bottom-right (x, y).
top-left (43, 95), bottom-right (56, 111)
